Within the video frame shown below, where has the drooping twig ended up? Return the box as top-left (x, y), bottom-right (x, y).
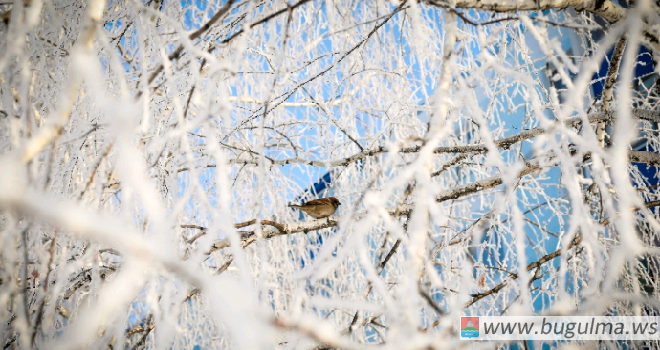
top-left (138, 0), bottom-right (236, 97)
top-left (223, 1), bottom-right (409, 140)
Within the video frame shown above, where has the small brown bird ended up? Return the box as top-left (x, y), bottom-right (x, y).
top-left (288, 197), bottom-right (341, 219)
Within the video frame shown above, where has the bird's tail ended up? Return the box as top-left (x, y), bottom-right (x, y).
top-left (288, 204), bottom-right (300, 208)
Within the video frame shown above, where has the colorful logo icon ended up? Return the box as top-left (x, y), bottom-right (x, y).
top-left (461, 317), bottom-right (479, 338)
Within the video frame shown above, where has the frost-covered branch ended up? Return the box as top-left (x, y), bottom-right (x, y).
top-left (466, 236), bottom-right (583, 308)
top-left (186, 109), bottom-right (660, 169)
top-left (3, 0), bottom-right (660, 348)
top-left (206, 161), bottom-right (544, 251)
top-left (424, 0), bottom-right (625, 23)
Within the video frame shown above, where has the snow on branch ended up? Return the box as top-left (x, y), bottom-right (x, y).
top-left (189, 109), bottom-right (660, 169)
top-left (4, 0), bottom-right (660, 348)
top-left (424, 0), bottom-right (625, 23)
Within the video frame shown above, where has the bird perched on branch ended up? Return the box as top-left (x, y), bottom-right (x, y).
top-left (288, 197), bottom-right (341, 219)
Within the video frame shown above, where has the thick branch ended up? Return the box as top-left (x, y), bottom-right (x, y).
top-left (424, 0), bottom-right (625, 24)
top-left (602, 37), bottom-right (627, 111)
top-left (598, 37), bottom-right (627, 147)
top-left (629, 151), bottom-right (660, 167)
top-left (599, 199), bottom-right (660, 226)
